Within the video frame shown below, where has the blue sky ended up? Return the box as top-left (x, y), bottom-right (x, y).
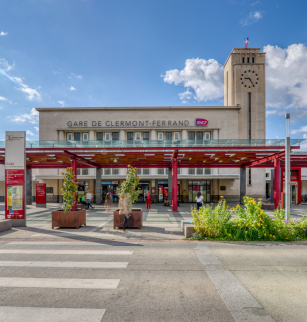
top-left (0, 0), bottom-right (307, 147)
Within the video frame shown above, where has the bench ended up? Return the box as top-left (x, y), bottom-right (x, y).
top-left (0, 219), bottom-right (12, 232)
top-left (181, 220), bottom-right (196, 238)
top-left (77, 204), bottom-right (88, 210)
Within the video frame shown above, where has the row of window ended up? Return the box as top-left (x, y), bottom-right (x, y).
top-left (76, 168), bottom-right (211, 175)
top-left (66, 131), bottom-right (211, 141)
top-left (242, 57), bottom-right (255, 64)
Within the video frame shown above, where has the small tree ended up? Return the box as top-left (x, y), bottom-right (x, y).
top-left (61, 167), bottom-right (78, 211)
top-left (118, 165), bottom-right (140, 214)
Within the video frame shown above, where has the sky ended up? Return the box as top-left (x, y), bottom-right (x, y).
top-left (0, 0), bottom-right (307, 148)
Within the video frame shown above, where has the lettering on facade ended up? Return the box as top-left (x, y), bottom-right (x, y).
top-left (67, 120), bottom-right (190, 127)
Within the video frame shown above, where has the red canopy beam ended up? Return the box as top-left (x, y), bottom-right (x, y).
top-left (63, 150), bottom-right (100, 168)
top-left (242, 151), bottom-right (286, 168)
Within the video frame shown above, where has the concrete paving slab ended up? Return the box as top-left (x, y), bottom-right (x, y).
top-left (0, 261), bottom-right (128, 268)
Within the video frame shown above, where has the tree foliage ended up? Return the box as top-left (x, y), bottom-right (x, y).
top-left (61, 167), bottom-right (78, 211)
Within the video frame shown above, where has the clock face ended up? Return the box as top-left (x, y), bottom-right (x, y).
top-left (239, 70), bottom-right (260, 89)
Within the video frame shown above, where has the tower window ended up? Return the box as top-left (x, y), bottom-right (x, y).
top-left (242, 58), bottom-right (245, 63)
top-left (252, 57), bottom-right (255, 63)
top-left (247, 58), bottom-right (250, 63)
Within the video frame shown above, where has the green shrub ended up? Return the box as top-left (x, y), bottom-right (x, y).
top-left (61, 167), bottom-right (78, 211)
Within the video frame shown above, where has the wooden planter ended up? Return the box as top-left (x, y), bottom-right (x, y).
top-left (52, 209), bottom-right (86, 229)
top-left (113, 209), bottom-right (143, 230)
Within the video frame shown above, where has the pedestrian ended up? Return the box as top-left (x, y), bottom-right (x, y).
top-left (80, 195), bottom-right (87, 205)
top-left (146, 191), bottom-right (151, 210)
top-left (196, 191), bottom-right (203, 210)
top-left (105, 192), bottom-right (113, 214)
top-left (86, 190), bottom-right (95, 209)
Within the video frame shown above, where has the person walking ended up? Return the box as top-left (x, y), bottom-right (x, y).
top-left (146, 191), bottom-right (151, 210)
top-left (86, 190), bottom-right (95, 209)
top-left (196, 191), bottom-right (203, 210)
top-left (105, 192), bottom-right (113, 214)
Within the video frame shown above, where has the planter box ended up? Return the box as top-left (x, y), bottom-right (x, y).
top-left (113, 209), bottom-right (143, 230)
top-left (52, 209), bottom-right (86, 229)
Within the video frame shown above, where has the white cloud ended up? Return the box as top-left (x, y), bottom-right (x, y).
top-left (241, 11), bottom-right (263, 26)
top-left (10, 76), bottom-right (41, 101)
top-left (0, 96), bottom-right (8, 102)
top-left (58, 100), bottom-right (67, 107)
top-left (0, 58), bottom-right (14, 71)
top-left (34, 126), bottom-right (39, 132)
top-left (0, 32), bottom-right (8, 36)
top-left (266, 109), bottom-right (277, 116)
top-left (9, 108), bottom-right (38, 124)
top-left (163, 58), bottom-right (224, 102)
top-left (52, 69), bottom-right (62, 75)
top-left (69, 86), bottom-right (77, 91)
top-left (26, 130), bottom-right (34, 136)
top-left (291, 126), bottom-right (307, 134)
top-left (251, 1), bottom-right (262, 6)
top-left (69, 73), bottom-right (83, 80)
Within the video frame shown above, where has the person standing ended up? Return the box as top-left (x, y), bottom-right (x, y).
top-left (105, 192), bottom-right (113, 214)
top-left (196, 191), bottom-right (203, 210)
top-left (86, 190), bottom-right (95, 209)
top-left (146, 191), bottom-right (151, 210)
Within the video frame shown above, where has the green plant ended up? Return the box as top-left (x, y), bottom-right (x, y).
top-left (61, 167), bottom-right (78, 211)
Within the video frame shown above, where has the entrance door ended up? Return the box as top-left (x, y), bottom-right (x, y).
top-left (291, 184), bottom-right (298, 205)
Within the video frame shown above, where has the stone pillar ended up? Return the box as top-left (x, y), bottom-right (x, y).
top-left (274, 158), bottom-right (281, 209)
top-left (151, 130), bottom-right (157, 140)
top-left (89, 130), bottom-right (95, 141)
top-left (119, 130), bottom-right (125, 140)
top-left (240, 167), bottom-right (246, 204)
top-left (96, 168), bottom-right (102, 205)
top-left (26, 168), bottom-right (32, 205)
top-left (270, 169), bottom-right (274, 202)
top-left (58, 130), bottom-right (65, 141)
top-left (168, 165), bottom-right (172, 206)
top-left (172, 159), bottom-right (178, 211)
top-left (71, 158), bottom-right (77, 209)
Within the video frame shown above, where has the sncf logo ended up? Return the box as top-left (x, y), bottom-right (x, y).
top-left (195, 118), bottom-right (208, 126)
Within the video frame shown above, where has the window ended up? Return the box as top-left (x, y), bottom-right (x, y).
top-left (82, 169), bottom-right (88, 175)
top-left (165, 132), bottom-right (172, 140)
top-left (135, 132), bottom-right (141, 140)
top-left (96, 132), bottom-right (103, 140)
top-left (177, 168), bottom-right (180, 175)
top-left (158, 132), bottom-right (164, 140)
top-left (158, 168), bottom-right (164, 175)
top-left (204, 168), bottom-right (211, 175)
top-left (67, 133), bottom-right (73, 141)
top-left (165, 168), bottom-right (169, 175)
top-left (77, 169), bottom-right (81, 175)
top-left (242, 57), bottom-right (245, 63)
top-left (143, 132), bottom-right (149, 140)
top-left (105, 133), bottom-right (111, 141)
top-left (74, 132), bottom-right (81, 141)
top-left (105, 169), bottom-right (111, 175)
top-left (196, 132), bottom-right (203, 140)
top-left (188, 132), bottom-right (195, 140)
top-left (127, 132), bottom-right (133, 140)
top-left (204, 132), bottom-right (211, 140)
top-left (112, 132), bottom-right (119, 140)
top-left (46, 187), bottom-right (53, 194)
top-left (252, 57), bottom-right (255, 63)
top-left (137, 168), bottom-right (142, 175)
top-left (266, 173), bottom-right (270, 178)
top-left (248, 168), bottom-right (252, 185)
top-left (174, 132), bottom-right (180, 140)
top-left (247, 57), bottom-right (250, 63)
top-left (112, 168), bottom-right (119, 175)
top-left (83, 133), bottom-right (88, 141)
top-left (197, 168), bottom-right (203, 175)
top-left (143, 168), bottom-right (149, 175)
top-left (189, 168), bottom-right (195, 175)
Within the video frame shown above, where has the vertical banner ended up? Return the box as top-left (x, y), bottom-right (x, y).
top-left (36, 183), bottom-right (46, 208)
top-left (5, 131), bottom-right (26, 226)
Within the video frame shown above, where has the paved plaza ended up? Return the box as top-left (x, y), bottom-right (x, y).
top-left (0, 203), bottom-right (307, 321)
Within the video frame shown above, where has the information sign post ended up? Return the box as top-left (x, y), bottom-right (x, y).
top-left (36, 183), bottom-right (46, 208)
top-left (5, 131), bottom-right (26, 226)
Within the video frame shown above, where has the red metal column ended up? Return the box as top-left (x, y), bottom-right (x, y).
top-left (71, 158), bottom-right (77, 210)
top-left (274, 158), bottom-right (281, 209)
top-left (172, 159), bottom-right (178, 211)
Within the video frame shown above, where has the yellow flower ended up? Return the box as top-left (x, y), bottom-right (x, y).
top-left (258, 198), bottom-right (262, 200)
top-left (245, 224), bottom-right (248, 227)
top-left (229, 234), bottom-right (231, 237)
top-left (257, 223), bottom-right (260, 227)
top-left (233, 218), bottom-right (236, 221)
top-left (273, 235), bottom-right (275, 238)
top-left (245, 231), bottom-right (248, 234)
top-left (252, 224), bottom-right (255, 228)
top-left (238, 223), bottom-right (241, 227)
top-left (236, 205), bottom-right (240, 208)
top-left (264, 233), bottom-right (266, 236)
top-left (270, 234), bottom-right (272, 237)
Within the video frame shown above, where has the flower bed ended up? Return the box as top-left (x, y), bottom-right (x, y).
top-left (191, 196), bottom-right (307, 242)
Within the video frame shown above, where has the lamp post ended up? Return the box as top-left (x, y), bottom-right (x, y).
top-left (285, 113), bottom-right (291, 220)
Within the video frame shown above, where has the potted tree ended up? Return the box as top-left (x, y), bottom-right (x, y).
top-left (113, 165), bottom-right (142, 230)
top-left (51, 167), bottom-right (86, 229)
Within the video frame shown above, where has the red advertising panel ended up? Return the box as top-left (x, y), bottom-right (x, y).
top-left (36, 183), bottom-right (46, 205)
top-left (5, 169), bottom-right (25, 219)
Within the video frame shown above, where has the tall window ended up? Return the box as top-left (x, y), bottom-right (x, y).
top-left (83, 133), bottom-right (88, 141)
top-left (188, 132), bottom-right (195, 140)
top-left (112, 132), bottom-right (119, 140)
top-left (204, 132), bottom-right (211, 140)
top-left (249, 168), bottom-right (252, 185)
top-left (96, 132), bottom-right (103, 140)
top-left (135, 132), bottom-right (141, 140)
top-left (82, 169), bottom-right (88, 175)
top-left (196, 132), bottom-right (203, 140)
top-left (112, 168), bottom-right (119, 175)
top-left (189, 168), bottom-right (195, 175)
top-left (143, 168), bottom-right (149, 175)
top-left (74, 132), bottom-right (81, 141)
top-left (158, 168), bottom-right (164, 175)
top-left (67, 133), bottom-right (73, 141)
top-left (165, 132), bottom-right (172, 140)
top-left (252, 57), bottom-right (255, 63)
top-left (174, 132), bottom-right (180, 140)
top-left (197, 168), bottom-right (203, 175)
top-left (158, 132), bottom-right (164, 140)
top-left (127, 132), bottom-right (133, 140)
top-left (136, 168), bottom-right (142, 175)
top-left (143, 132), bottom-right (149, 140)
top-left (105, 169), bottom-right (111, 175)
top-left (105, 133), bottom-right (111, 141)
top-left (242, 57), bottom-right (245, 63)
top-left (247, 57), bottom-right (250, 63)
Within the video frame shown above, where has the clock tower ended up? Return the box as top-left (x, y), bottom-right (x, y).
top-left (224, 48), bottom-right (266, 139)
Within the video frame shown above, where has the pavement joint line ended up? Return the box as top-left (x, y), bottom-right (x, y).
top-left (193, 244), bottom-right (275, 322)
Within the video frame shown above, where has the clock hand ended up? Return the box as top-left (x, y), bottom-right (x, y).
top-left (244, 77), bottom-right (254, 85)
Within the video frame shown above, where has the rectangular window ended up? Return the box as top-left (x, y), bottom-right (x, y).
top-left (165, 168), bottom-right (169, 175)
top-left (266, 173), bottom-right (269, 178)
top-left (247, 57), bottom-right (250, 63)
top-left (77, 169), bottom-right (81, 175)
top-left (196, 168), bottom-right (203, 175)
top-left (136, 168), bottom-right (142, 175)
top-left (188, 132), bottom-right (195, 140)
top-left (242, 57), bottom-right (245, 63)
top-left (174, 132), bottom-right (180, 140)
top-left (67, 133), bottom-right (73, 141)
top-left (112, 132), bottom-right (119, 140)
top-left (204, 132), bottom-right (211, 140)
top-left (252, 57), bottom-right (255, 63)
top-left (127, 132), bottom-right (133, 140)
top-left (196, 132), bottom-right (203, 140)
top-left (96, 132), bottom-right (103, 140)
top-left (158, 132), bottom-right (164, 140)
top-left (158, 168), bottom-right (164, 175)
top-left (82, 168), bottom-right (88, 175)
top-left (204, 168), bottom-right (211, 175)
top-left (105, 168), bottom-right (111, 175)
top-left (112, 168), bottom-right (119, 175)
top-left (165, 132), bottom-right (172, 140)
top-left (143, 168), bottom-right (149, 175)
top-left (83, 133), bottom-right (88, 141)
top-left (135, 132), bottom-right (141, 140)
top-left (143, 132), bottom-right (149, 140)
top-left (177, 168), bottom-right (180, 175)
top-left (189, 168), bottom-right (195, 175)
top-left (249, 168), bottom-right (252, 185)
top-left (46, 187), bottom-right (53, 194)
top-left (105, 133), bottom-right (111, 141)
top-left (74, 132), bottom-right (81, 141)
